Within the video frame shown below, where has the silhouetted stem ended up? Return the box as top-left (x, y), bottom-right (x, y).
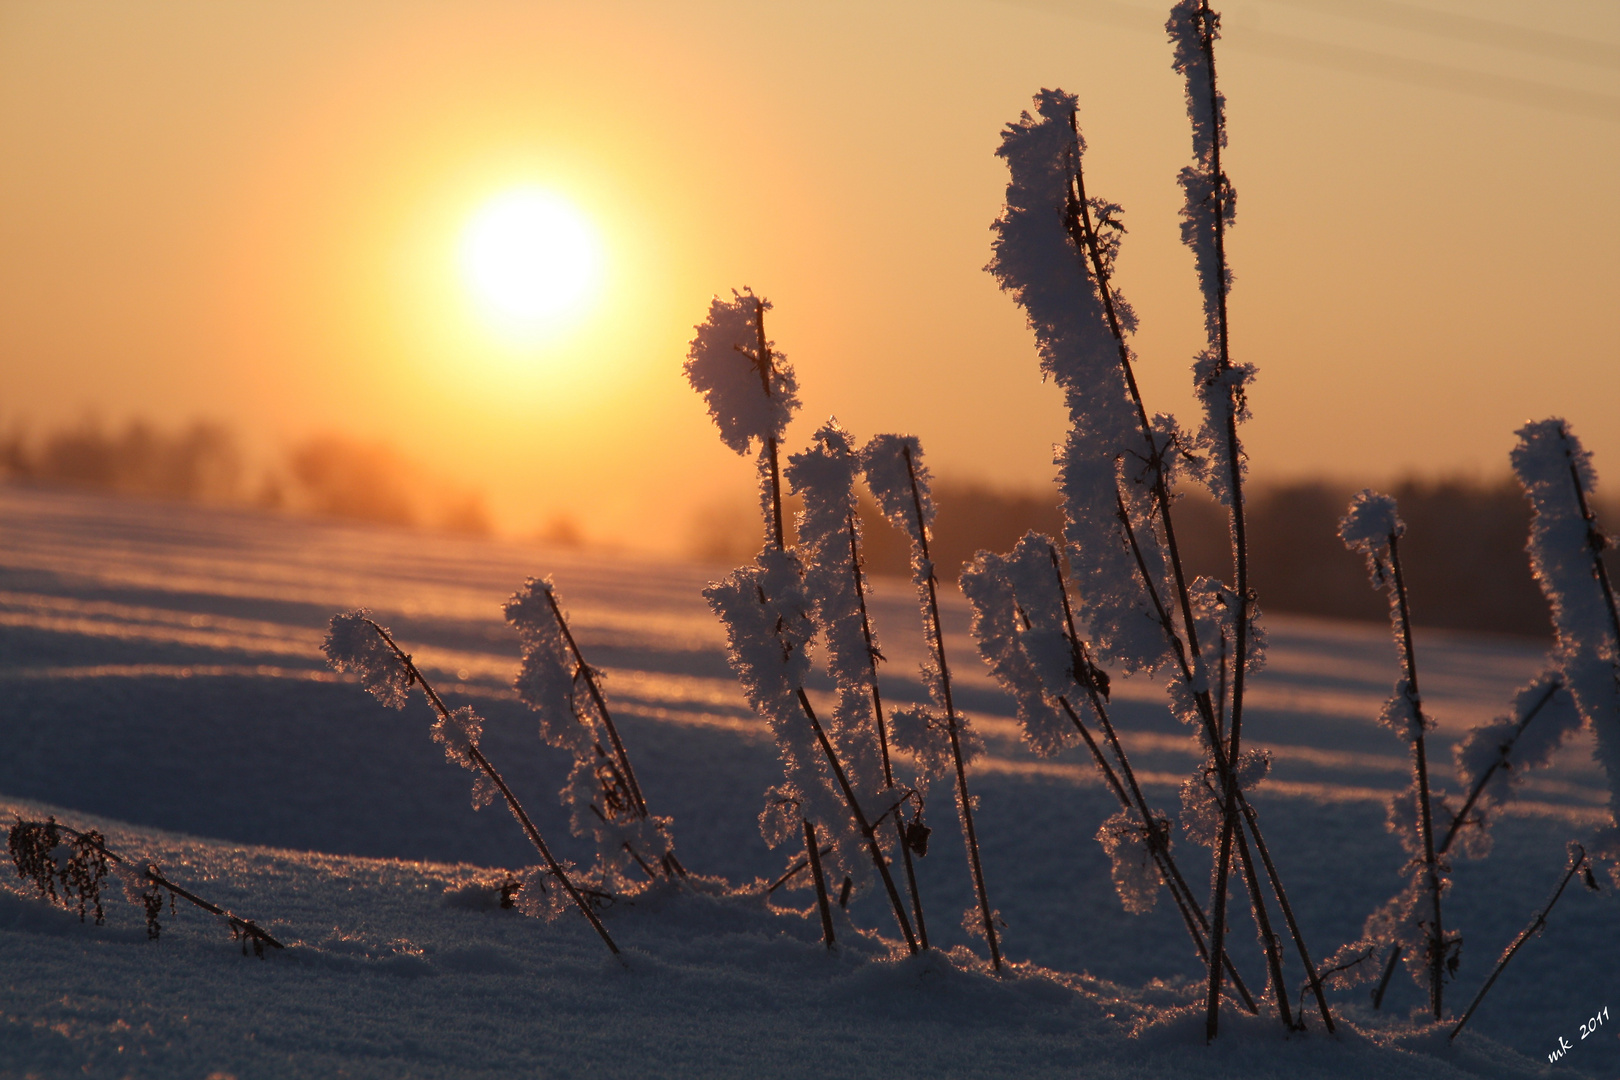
top-left (543, 589), bottom-right (649, 820)
top-left (18, 821), bottom-right (283, 952)
top-left (1450, 845), bottom-right (1590, 1040)
top-left (805, 818), bottom-right (837, 949)
top-left (1560, 423), bottom-right (1620, 651)
top-left (795, 688), bottom-right (920, 954)
top-left (1387, 533), bottom-right (1445, 1019)
top-left (1439, 679), bottom-right (1563, 855)
top-left (900, 443), bottom-right (999, 970)
top-left (846, 511), bottom-right (928, 948)
top-left (366, 621), bottom-right (620, 958)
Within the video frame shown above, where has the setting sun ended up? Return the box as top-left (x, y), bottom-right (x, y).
top-left (458, 188), bottom-right (602, 334)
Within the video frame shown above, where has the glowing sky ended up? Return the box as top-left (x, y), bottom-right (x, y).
top-left (1, 0), bottom-right (1616, 551)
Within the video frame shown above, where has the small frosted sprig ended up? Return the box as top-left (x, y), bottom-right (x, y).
top-left (323, 609), bottom-right (412, 708)
top-left (685, 289), bottom-right (799, 456)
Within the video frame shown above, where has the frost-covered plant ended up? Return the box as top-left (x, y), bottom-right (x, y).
top-left (323, 610), bottom-right (620, 956)
top-left (1340, 490), bottom-right (1455, 1018)
top-left (8, 816), bottom-right (283, 955)
top-left (985, 4), bottom-right (1328, 1032)
top-left (786, 420), bottom-right (929, 945)
top-left (686, 295), bottom-right (921, 953)
top-left (1512, 419), bottom-right (1620, 880)
top-left (863, 432), bottom-right (1001, 969)
top-left (685, 288), bottom-right (798, 548)
top-left (1446, 673), bottom-right (1580, 860)
top-left (505, 577), bottom-right (682, 890)
top-left (1449, 842), bottom-right (1602, 1041)
top-left (961, 534), bottom-right (1261, 1012)
top-left (1362, 671), bottom-right (1581, 1005)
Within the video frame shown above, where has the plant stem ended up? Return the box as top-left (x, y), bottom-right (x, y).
top-left (1440, 679), bottom-right (1563, 855)
top-left (848, 511), bottom-right (929, 948)
top-left (1374, 677), bottom-right (1565, 1006)
top-left (21, 821), bottom-right (283, 952)
top-left (1048, 691), bottom-right (1256, 1012)
top-left (805, 818), bottom-right (837, 949)
top-left (543, 590), bottom-right (648, 819)
top-left (767, 844), bottom-right (835, 893)
top-left (795, 688), bottom-right (920, 954)
top-left (900, 443), bottom-right (1000, 970)
top-left (1388, 532), bottom-right (1445, 1020)
top-left (367, 621), bottom-right (621, 958)
top-left (1238, 794), bottom-right (1334, 1031)
top-left (1450, 845), bottom-right (1590, 1040)
top-left (1041, 543), bottom-right (1258, 1008)
top-left (1230, 818), bottom-right (1293, 1030)
top-left (1560, 423), bottom-right (1620, 651)
top-left (750, 299), bottom-right (787, 550)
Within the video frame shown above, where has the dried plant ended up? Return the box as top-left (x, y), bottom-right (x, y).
top-left (8, 816), bottom-right (283, 956)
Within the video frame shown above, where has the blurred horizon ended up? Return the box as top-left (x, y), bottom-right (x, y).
top-left (6, 411), bottom-right (1614, 641)
top-left (2, 0), bottom-right (1616, 552)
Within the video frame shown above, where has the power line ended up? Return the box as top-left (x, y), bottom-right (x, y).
top-left (990, 0), bottom-right (1620, 123)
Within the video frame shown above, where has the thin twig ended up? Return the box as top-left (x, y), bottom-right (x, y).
top-left (366, 621), bottom-right (621, 958)
top-left (11, 820), bottom-right (284, 953)
top-left (847, 509), bottom-right (929, 949)
top-left (1040, 543), bottom-right (1257, 1012)
top-left (1450, 844), bottom-right (1592, 1040)
top-left (805, 818), bottom-right (837, 949)
top-left (795, 687), bottom-right (920, 954)
top-left (901, 443), bottom-right (999, 970)
top-left (1388, 532), bottom-right (1446, 1020)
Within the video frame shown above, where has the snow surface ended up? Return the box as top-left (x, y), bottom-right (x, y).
top-left (2, 485), bottom-right (1618, 1078)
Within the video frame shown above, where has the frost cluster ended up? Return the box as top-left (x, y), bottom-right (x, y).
top-left (705, 548), bottom-right (855, 877)
top-left (784, 422), bottom-right (888, 805)
top-left (1449, 672), bottom-right (1581, 858)
top-left (506, 577), bottom-right (675, 889)
top-left (960, 542), bottom-right (1072, 758)
top-left (683, 289), bottom-right (798, 456)
top-left (1512, 419), bottom-right (1620, 877)
top-left (322, 610), bottom-right (411, 709)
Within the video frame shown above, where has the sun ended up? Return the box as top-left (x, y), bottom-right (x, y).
top-left (458, 188), bottom-right (603, 334)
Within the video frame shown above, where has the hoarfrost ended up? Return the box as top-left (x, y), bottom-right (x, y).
top-left (786, 421), bottom-right (887, 804)
top-left (506, 577), bottom-right (675, 888)
top-left (1096, 809), bottom-right (1162, 915)
top-left (960, 547), bottom-right (1072, 757)
top-left (1513, 419), bottom-right (1620, 850)
top-left (323, 610), bottom-right (410, 709)
top-left (684, 289), bottom-right (798, 456)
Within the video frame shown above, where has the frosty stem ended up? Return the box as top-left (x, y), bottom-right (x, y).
top-left (1042, 543), bottom-right (1258, 1013)
top-left (900, 443), bottom-right (1001, 970)
top-left (1071, 118), bottom-right (1266, 1036)
top-left (364, 620), bottom-right (620, 958)
top-left (1186, 0), bottom-right (1259, 1041)
top-left (1374, 667), bottom-right (1567, 1007)
top-left (794, 687), bottom-right (921, 954)
top-left (1440, 679), bottom-right (1563, 855)
top-left (848, 511), bottom-right (929, 949)
top-left (1387, 533), bottom-right (1446, 1019)
top-left (543, 589), bottom-right (648, 819)
top-left (743, 297), bottom-right (786, 550)
top-left (1560, 424), bottom-right (1620, 650)
top-left (1112, 485), bottom-right (1321, 1031)
top-left (804, 818), bottom-right (837, 949)
top-left (1450, 844), bottom-right (1592, 1040)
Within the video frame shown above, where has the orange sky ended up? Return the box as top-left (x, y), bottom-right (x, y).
top-left (1, 0), bottom-right (1616, 552)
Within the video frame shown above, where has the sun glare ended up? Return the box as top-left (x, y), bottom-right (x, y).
top-left (458, 189), bottom-right (602, 334)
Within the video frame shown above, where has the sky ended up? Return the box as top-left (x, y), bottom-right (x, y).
top-left (1, 0), bottom-right (1616, 551)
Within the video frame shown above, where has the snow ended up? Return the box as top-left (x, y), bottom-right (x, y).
top-left (3, 484), bottom-right (1619, 1077)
